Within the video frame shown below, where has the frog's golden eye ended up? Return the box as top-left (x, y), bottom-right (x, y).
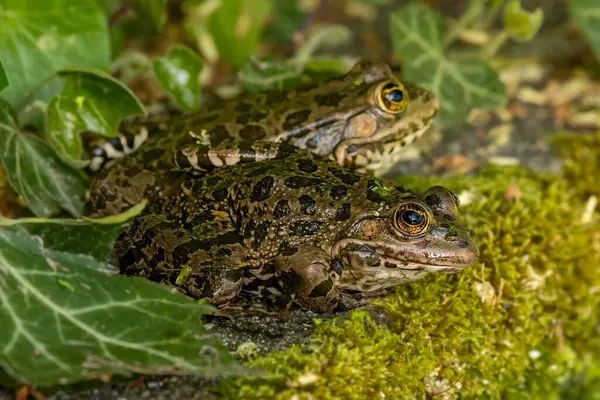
top-left (376, 81), bottom-right (408, 114)
top-left (393, 203), bottom-right (430, 236)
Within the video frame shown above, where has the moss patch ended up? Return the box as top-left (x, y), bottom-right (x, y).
top-left (219, 133), bottom-right (600, 399)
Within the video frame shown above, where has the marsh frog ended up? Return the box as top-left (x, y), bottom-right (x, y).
top-left (89, 59), bottom-right (439, 216)
top-left (114, 145), bottom-right (478, 313)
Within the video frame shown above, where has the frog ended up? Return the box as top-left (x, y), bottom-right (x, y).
top-left (113, 145), bottom-right (478, 313)
top-left (88, 59), bottom-right (439, 217)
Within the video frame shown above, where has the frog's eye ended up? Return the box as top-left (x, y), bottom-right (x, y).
top-left (376, 81), bottom-right (408, 114)
top-left (393, 203), bottom-right (430, 236)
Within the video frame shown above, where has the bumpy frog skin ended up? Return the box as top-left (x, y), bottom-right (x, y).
top-left (88, 59), bottom-right (439, 217)
top-left (113, 146), bottom-right (478, 313)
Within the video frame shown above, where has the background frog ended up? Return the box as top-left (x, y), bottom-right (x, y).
top-left (88, 59), bottom-right (438, 217)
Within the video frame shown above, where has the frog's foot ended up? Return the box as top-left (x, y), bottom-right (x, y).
top-left (278, 248), bottom-right (358, 314)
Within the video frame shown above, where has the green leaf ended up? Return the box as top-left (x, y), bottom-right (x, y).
top-left (0, 212), bottom-right (244, 387)
top-left (569, 0), bottom-right (600, 62)
top-left (265, 0), bottom-right (306, 45)
top-left (46, 69), bottom-right (146, 162)
top-left (0, 59), bottom-right (7, 92)
top-left (503, 0), bottom-right (543, 42)
top-left (238, 56), bottom-right (310, 92)
top-left (0, 98), bottom-right (87, 217)
top-left (152, 45), bottom-right (204, 111)
top-left (205, 0), bottom-right (273, 67)
top-left (390, 3), bottom-right (505, 126)
top-left (0, 1), bottom-right (110, 108)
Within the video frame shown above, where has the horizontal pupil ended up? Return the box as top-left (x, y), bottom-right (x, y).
top-left (401, 210), bottom-right (423, 225)
top-left (386, 89), bottom-right (403, 103)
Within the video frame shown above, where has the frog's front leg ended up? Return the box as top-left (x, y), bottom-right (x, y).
top-left (276, 247), bottom-right (364, 313)
top-left (174, 139), bottom-right (300, 172)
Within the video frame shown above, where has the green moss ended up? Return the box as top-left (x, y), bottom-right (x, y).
top-left (219, 133), bottom-right (600, 399)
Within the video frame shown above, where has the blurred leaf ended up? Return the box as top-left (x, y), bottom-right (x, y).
top-left (0, 1), bottom-right (110, 108)
top-left (569, 0), bottom-right (600, 62)
top-left (503, 0), bottom-right (543, 42)
top-left (0, 211), bottom-right (244, 387)
top-left (238, 56), bottom-right (308, 92)
top-left (152, 45), bottom-right (204, 111)
top-left (265, 0), bottom-right (306, 44)
top-left (205, 0), bottom-right (273, 67)
top-left (46, 69), bottom-right (146, 163)
top-left (390, 3), bottom-right (505, 126)
top-left (0, 59), bottom-right (7, 92)
top-left (132, 0), bottom-right (166, 32)
top-left (0, 98), bottom-right (87, 217)
top-left (295, 24), bottom-right (353, 63)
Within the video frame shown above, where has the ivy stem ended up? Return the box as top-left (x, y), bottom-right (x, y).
top-left (444, 0), bottom-right (485, 48)
top-left (480, 30), bottom-right (509, 59)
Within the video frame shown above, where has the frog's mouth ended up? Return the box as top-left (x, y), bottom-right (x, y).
top-left (329, 239), bottom-right (477, 292)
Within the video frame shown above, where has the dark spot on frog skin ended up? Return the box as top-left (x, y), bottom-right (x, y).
top-left (209, 125), bottom-right (232, 146)
top-left (244, 220), bottom-right (256, 239)
top-left (216, 247), bottom-right (232, 257)
top-left (335, 203), bottom-right (351, 221)
top-left (279, 241), bottom-right (298, 256)
top-left (185, 209), bottom-right (216, 229)
top-left (239, 125), bottom-right (267, 141)
top-left (118, 246), bottom-right (143, 268)
top-left (297, 158), bottom-right (318, 173)
top-left (250, 176), bottom-right (275, 202)
top-left (252, 221), bottom-right (271, 249)
top-left (384, 262), bottom-right (397, 269)
top-left (141, 149), bottom-right (164, 164)
top-left (327, 167), bottom-right (361, 185)
top-left (284, 175), bottom-right (324, 189)
top-left (190, 112), bottom-right (219, 125)
top-left (206, 176), bottom-right (220, 186)
top-left (314, 92), bottom-right (346, 108)
top-left (424, 193), bottom-right (441, 208)
top-left (283, 109), bottom-right (312, 131)
top-left (299, 195), bottom-right (317, 215)
top-left (234, 101), bottom-right (254, 113)
top-left (273, 200), bottom-right (292, 219)
top-left (212, 187), bottom-right (228, 202)
top-left (366, 253), bottom-right (381, 267)
top-left (331, 259), bottom-right (343, 275)
top-left (330, 185), bottom-right (348, 201)
top-left (290, 220), bottom-right (322, 236)
top-left (395, 185), bottom-right (409, 193)
top-left (173, 231), bottom-right (243, 266)
top-left (309, 278), bottom-right (333, 298)
top-left (304, 135), bottom-right (320, 149)
top-left (266, 91), bottom-right (289, 104)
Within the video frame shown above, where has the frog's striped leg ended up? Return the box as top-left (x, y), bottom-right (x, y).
top-left (85, 126), bottom-right (150, 173)
top-left (173, 140), bottom-right (301, 173)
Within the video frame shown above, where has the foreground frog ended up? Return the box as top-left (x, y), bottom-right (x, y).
top-left (113, 146), bottom-right (478, 313)
top-left (89, 59), bottom-right (438, 216)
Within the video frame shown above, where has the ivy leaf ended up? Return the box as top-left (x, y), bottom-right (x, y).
top-left (0, 210), bottom-right (244, 387)
top-left (0, 1), bottom-right (110, 108)
top-left (238, 56), bottom-right (310, 92)
top-left (390, 3), bottom-right (505, 126)
top-left (0, 98), bottom-right (87, 217)
top-left (152, 45), bottom-right (204, 111)
top-left (0, 59), bottom-right (7, 92)
top-left (569, 0), bottom-right (600, 62)
top-left (238, 55), bottom-right (350, 93)
top-left (46, 69), bottom-right (146, 163)
top-left (503, 0), bottom-right (543, 42)
top-left (204, 0), bottom-right (273, 67)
